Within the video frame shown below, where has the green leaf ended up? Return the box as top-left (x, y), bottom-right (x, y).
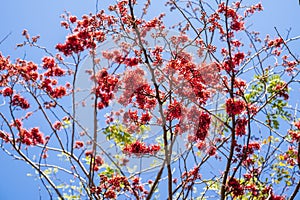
top-left (103, 123), bottom-right (134, 147)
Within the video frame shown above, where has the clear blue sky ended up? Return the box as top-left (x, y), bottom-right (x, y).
top-left (0, 0), bottom-right (300, 199)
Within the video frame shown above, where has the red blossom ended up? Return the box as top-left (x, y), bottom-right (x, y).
top-left (288, 130), bottom-right (300, 142)
top-left (140, 112), bottom-right (152, 124)
top-left (207, 146), bottom-right (217, 156)
top-left (53, 121), bottom-right (62, 130)
top-left (235, 117), bottom-right (247, 136)
top-left (181, 166), bottom-right (202, 189)
top-left (11, 94), bottom-right (30, 109)
top-left (233, 52), bottom-right (245, 66)
top-left (196, 141), bottom-right (206, 150)
top-left (123, 57), bottom-right (140, 67)
top-left (128, 110), bottom-right (138, 122)
top-left (123, 140), bottom-right (160, 156)
top-left (85, 150), bottom-right (93, 157)
top-left (51, 86), bottom-right (67, 98)
top-left (268, 37), bottom-right (284, 48)
top-left (226, 98), bottom-right (246, 116)
top-left (95, 155), bottom-right (104, 166)
top-left (134, 84), bottom-right (156, 110)
top-left (94, 68), bottom-right (119, 109)
top-left (166, 100), bottom-right (182, 121)
top-left (226, 178), bottom-right (244, 197)
top-left (230, 19), bottom-right (245, 31)
top-left (2, 87), bottom-right (13, 97)
top-left (230, 40), bottom-right (242, 47)
top-left (194, 111), bottom-right (211, 141)
top-left (69, 16), bottom-right (77, 23)
top-left (74, 140), bottom-right (84, 149)
top-left (18, 127), bottom-right (45, 146)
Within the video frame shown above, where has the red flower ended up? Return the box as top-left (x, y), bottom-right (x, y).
top-left (233, 52), bottom-right (245, 66)
top-left (51, 86), bottom-right (67, 98)
top-left (225, 98), bottom-right (245, 116)
top-left (140, 112), bottom-right (152, 124)
top-left (95, 155), bottom-right (104, 167)
top-left (74, 140), bottom-right (84, 149)
top-left (194, 111), bottom-right (211, 140)
top-left (207, 146), bottom-right (217, 156)
top-left (230, 20), bottom-right (245, 31)
top-left (69, 16), bottom-right (77, 23)
top-left (226, 178), bottom-right (244, 197)
top-left (123, 140), bottom-right (160, 156)
top-left (166, 100), bottom-right (182, 121)
top-left (11, 94), bottom-right (30, 109)
top-left (235, 117), bottom-right (247, 136)
top-left (2, 87), bottom-right (13, 97)
top-left (52, 121), bottom-right (62, 130)
top-left (288, 130), bottom-right (300, 142)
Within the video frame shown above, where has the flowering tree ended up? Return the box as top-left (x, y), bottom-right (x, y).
top-left (1, 0), bottom-right (300, 199)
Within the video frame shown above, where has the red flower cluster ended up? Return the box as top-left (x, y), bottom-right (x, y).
top-left (123, 57), bottom-right (140, 67)
top-left (116, 70), bottom-right (139, 105)
top-left (167, 57), bottom-right (210, 104)
top-left (134, 84), bottom-right (157, 110)
top-left (39, 77), bottom-right (67, 99)
top-left (223, 52), bottom-right (245, 72)
top-left (140, 112), bottom-right (152, 125)
top-left (52, 121), bottom-right (62, 130)
top-left (225, 98), bottom-right (245, 116)
top-left (2, 87), bottom-right (13, 97)
top-left (181, 166), bottom-right (202, 189)
top-left (93, 155), bottom-right (104, 171)
top-left (123, 140), bottom-right (160, 157)
top-left (127, 109), bottom-right (138, 122)
top-left (194, 111), bottom-right (211, 141)
top-left (236, 142), bottom-right (260, 163)
top-left (166, 100), bottom-right (182, 121)
top-left (91, 174), bottom-right (130, 198)
top-left (288, 130), bottom-right (300, 142)
top-left (11, 94), bottom-right (30, 109)
top-left (235, 117), bottom-right (247, 136)
top-left (234, 78), bottom-right (247, 95)
top-left (85, 151), bottom-right (104, 171)
top-left (226, 178), bottom-right (244, 197)
top-left (51, 86), bottom-right (67, 98)
top-left (217, 2), bottom-right (245, 32)
top-left (74, 140), bottom-right (84, 149)
top-left (42, 57), bottom-right (65, 77)
top-left (94, 69), bottom-right (119, 109)
top-left (18, 127), bottom-right (45, 146)
top-left (56, 13), bottom-right (110, 56)
top-left (244, 3), bottom-right (263, 17)
top-left (123, 110), bottom-right (152, 126)
top-left (267, 37), bottom-right (284, 48)
top-left (207, 146), bottom-right (217, 156)
top-left (151, 46), bottom-right (163, 66)
top-left (15, 59), bottom-right (39, 82)
top-left (233, 52), bottom-right (245, 66)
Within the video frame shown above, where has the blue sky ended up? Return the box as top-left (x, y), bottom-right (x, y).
top-left (1, 0), bottom-right (300, 199)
